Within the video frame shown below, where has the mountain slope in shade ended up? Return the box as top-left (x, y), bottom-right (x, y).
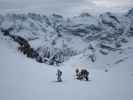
top-left (0, 8), bottom-right (133, 65)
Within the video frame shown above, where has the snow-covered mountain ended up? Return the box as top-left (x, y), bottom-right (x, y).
top-left (0, 8), bottom-right (133, 65)
top-left (1, 8), bottom-right (133, 100)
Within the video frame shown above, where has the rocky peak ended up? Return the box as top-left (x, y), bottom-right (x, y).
top-left (126, 8), bottom-right (133, 17)
top-left (79, 12), bottom-right (91, 18)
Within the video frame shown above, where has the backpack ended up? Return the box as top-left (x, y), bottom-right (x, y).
top-left (58, 70), bottom-right (62, 76)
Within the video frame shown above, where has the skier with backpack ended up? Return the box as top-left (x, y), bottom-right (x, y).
top-left (75, 68), bottom-right (89, 81)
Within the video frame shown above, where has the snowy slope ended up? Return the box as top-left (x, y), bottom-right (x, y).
top-left (0, 35), bottom-right (133, 100)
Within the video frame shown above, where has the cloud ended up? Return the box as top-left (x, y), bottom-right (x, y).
top-left (90, 0), bottom-right (133, 14)
top-left (92, 0), bottom-right (133, 8)
top-left (0, 0), bottom-right (132, 16)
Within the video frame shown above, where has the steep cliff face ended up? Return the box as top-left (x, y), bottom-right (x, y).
top-left (0, 8), bottom-right (133, 65)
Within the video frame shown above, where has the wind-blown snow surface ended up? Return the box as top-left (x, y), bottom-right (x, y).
top-left (0, 37), bottom-right (133, 100)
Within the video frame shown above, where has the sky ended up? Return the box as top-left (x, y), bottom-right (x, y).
top-left (0, 0), bottom-right (133, 16)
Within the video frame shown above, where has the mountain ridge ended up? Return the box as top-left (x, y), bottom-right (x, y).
top-left (0, 8), bottom-right (133, 65)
